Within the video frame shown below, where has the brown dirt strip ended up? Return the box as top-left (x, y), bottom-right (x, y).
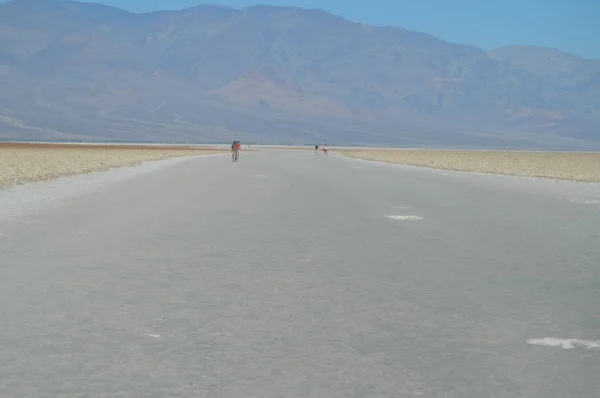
top-left (341, 149), bottom-right (600, 182)
top-left (0, 142), bottom-right (220, 150)
top-left (0, 143), bottom-right (226, 188)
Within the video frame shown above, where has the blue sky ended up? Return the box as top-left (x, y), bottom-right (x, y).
top-left (6, 0), bottom-right (600, 59)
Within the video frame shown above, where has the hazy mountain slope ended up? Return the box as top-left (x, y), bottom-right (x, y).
top-left (0, 0), bottom-right (598, 148)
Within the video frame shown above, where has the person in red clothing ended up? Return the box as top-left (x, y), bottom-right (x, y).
top-left (231, 140), bottom-right (241, 161)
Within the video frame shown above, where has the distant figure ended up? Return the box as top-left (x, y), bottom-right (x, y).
top-left (231, 140), bottom-right (240, 161)
top-left (323, 144), bottom-right (328, 155)
top-left (315, 145), bottom-right (319, 155)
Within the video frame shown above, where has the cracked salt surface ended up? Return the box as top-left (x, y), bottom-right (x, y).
top-left (527, 337), bottom-right (600, 350)
top-left (386, 215), bottom-right (423, 220)
top-left (569, 198), bottom-right (600, 205)
top-left (0, 155), bottom-right (209, 222)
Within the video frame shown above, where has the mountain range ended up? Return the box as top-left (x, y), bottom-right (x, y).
top-left (1, 0), bottom-right (599, 148)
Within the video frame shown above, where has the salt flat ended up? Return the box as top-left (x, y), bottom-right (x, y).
top-left (1, 150), bottom-right (598, 397)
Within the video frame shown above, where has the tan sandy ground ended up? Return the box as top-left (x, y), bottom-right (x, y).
top-left (341, 149), bottom-right (600, 182)
top-left (0, 143), bottom-right (226, 188)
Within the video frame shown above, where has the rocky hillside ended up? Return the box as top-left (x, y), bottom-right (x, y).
top-left (0, 0), bottom-right (598, 148)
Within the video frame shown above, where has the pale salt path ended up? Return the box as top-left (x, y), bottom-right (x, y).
top-left (1, 150), bottom-right (599, 397)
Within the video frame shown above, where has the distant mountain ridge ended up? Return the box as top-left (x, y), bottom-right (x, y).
top-left (0, 0), bottom-right (598, 148)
